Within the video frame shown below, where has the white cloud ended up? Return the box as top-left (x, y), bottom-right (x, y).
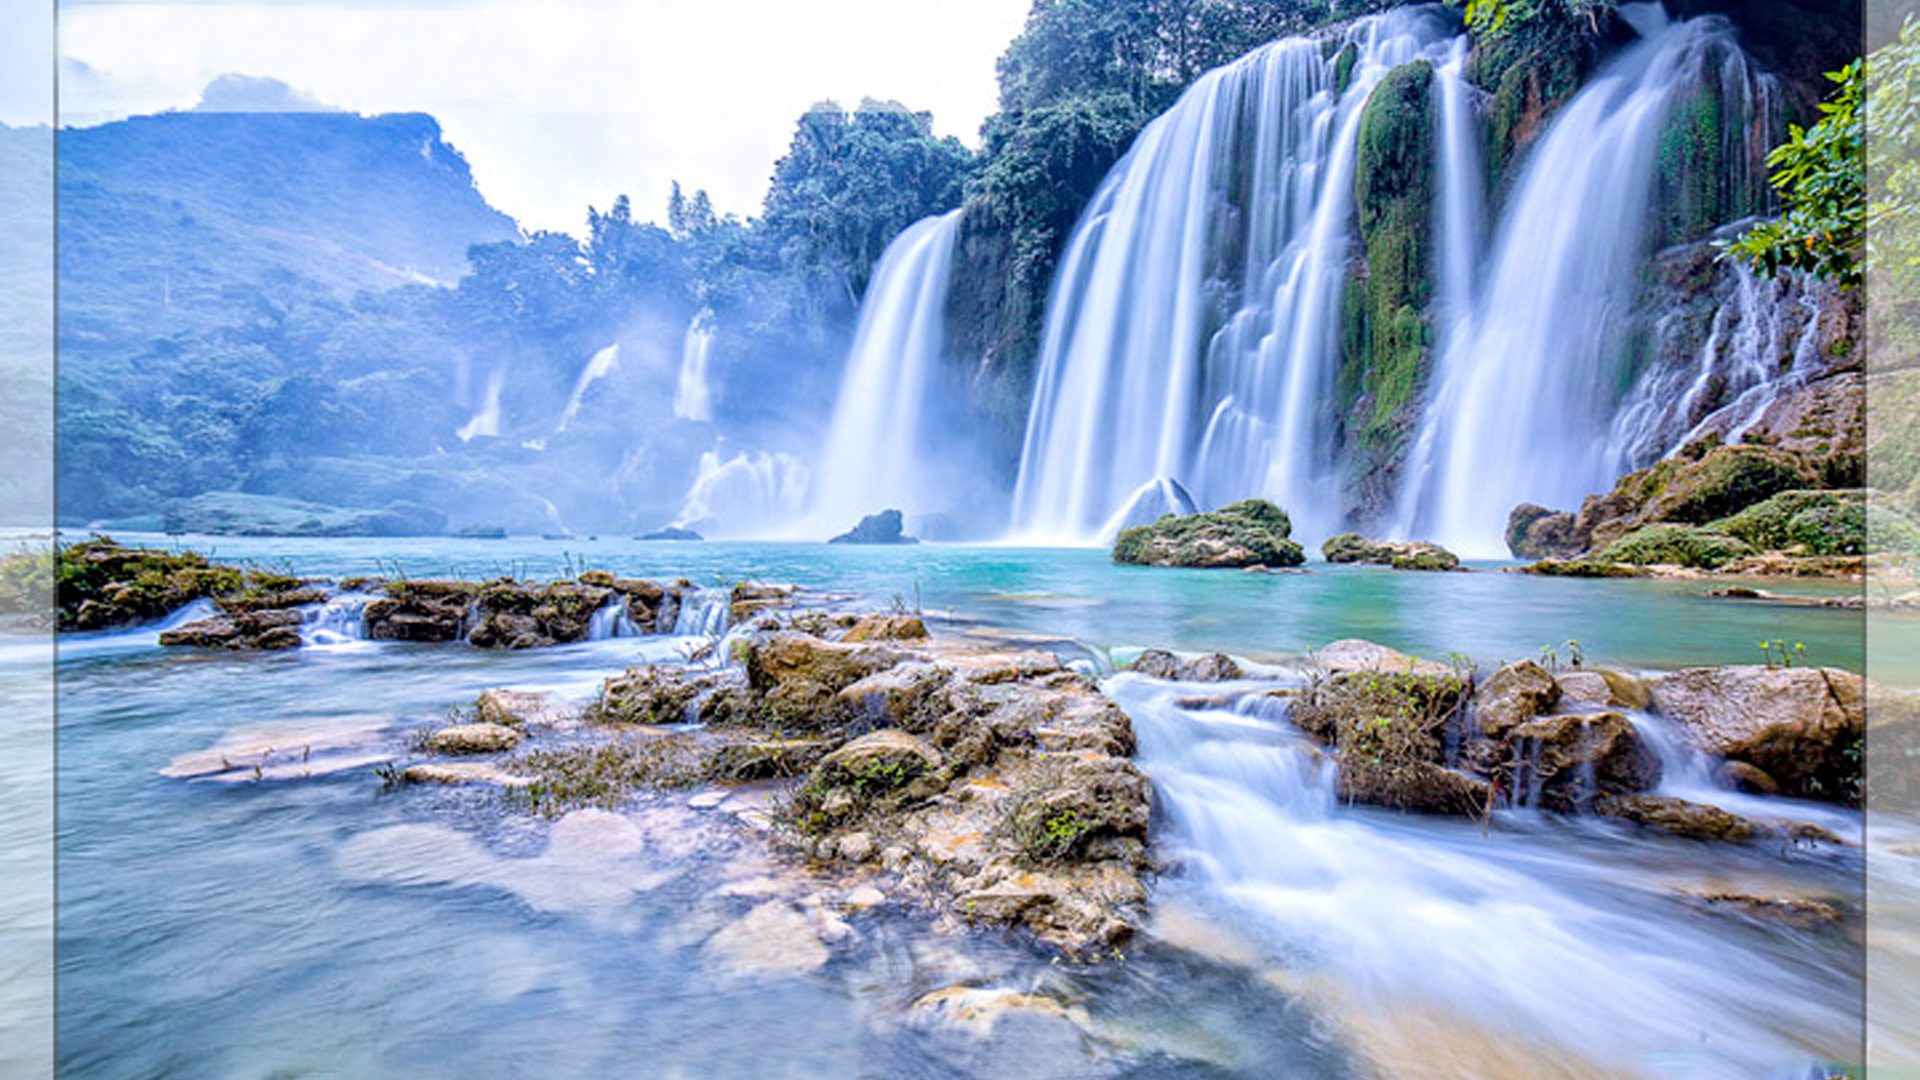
top-left (57, 0), bottom-right (1033, 234)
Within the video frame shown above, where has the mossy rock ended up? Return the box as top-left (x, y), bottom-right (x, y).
top-left (1639, 445), bottom-right (1813, 526)
top-left (1112, 499), bottom-right (1304, 569)
top-left (1709, 490), bottom-right (1867, 556)
top-left (1515, 560), bottom-right (1649, 578)
top-left (1321, 532), bottom-right (1460, 570)
top-left (1593, 525), bottom-right (1755, 569)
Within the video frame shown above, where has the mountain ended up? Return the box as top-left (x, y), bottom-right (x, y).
top-left (57, 109), bottom-right (519, 356)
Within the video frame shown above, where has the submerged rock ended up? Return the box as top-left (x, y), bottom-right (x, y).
top-left (1595, 794), bottom-right (1758, 842)
top-left (158, 608), bottom-right (305, 650)
top-left (1129, 649), bottom-right (1242, 682)
top-left (1112, 499), bottom-right (1305, 569)
top-left (829, 509), bottom-right (918, 545)
top-left (1321, 533), bottom-right (1462, 571)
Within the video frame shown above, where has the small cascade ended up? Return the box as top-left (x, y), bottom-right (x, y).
top-left (158, 599), bottom-right (222, 632)
top-left (670, 589), bottom-right (730, 638)
top-left (1604, 267), bottom-right (1829, 471)
top-left (555, 343), bottom-right (621, 435)
top-left (1010, 9), bottom-right (1463, 545)
top-left (586, 597), bottom-right (641, 640)
top-left (672, 313), bottom-right (715, 423)
top-left (1111, 673), bottom-right (1856, 1073)
top-left (671, 448), bottom-right (810, 538)
top-left (807, 209), bottom-right (963, 531)
top-left (300, 592), bottom-right (376, 648)
top-left (1401, 7), bottom-right (1778, 554)
top-left (457, 367), bottom-right (503, 442)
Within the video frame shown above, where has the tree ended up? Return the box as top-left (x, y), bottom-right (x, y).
top-left (1724, 60), bottom-right (1864, 286)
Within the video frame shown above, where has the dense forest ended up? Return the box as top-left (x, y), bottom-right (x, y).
top-left (41, 0), bottom-right (1877, 535)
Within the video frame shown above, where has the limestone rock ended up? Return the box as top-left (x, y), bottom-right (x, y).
top-left (1650, 665), bottom-right (1864, 802)
top-left (425, 722), bottom-right (523, 755)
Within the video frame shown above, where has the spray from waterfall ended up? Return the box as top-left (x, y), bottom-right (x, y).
top-left (805, 208), bottom-right (963, 533)
top-left (671, 447), bottom-right (810, 539)
top-left (555, 343), bottom-right (620, 436)
top-left (1009, 8), bottom-right (1464, 546)
top-left (1396, 6), bottom-right (1776, 554)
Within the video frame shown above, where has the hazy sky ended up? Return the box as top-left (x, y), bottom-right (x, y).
top-left (54, 0), bottom-right (1033, 235)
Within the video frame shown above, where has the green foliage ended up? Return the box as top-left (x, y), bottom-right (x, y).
top-left (1112, 499), bottom-right (1305, 568)
top-left (1456, 0), bottom-right (1613, 40)
top-left (53, 536), bottom-right (251, 627)
top-left (1709, 489), bottom-right (1867, 556)
top-left (1756, 638), bottom-right (1807, 669)
top-left (1725, 60), bottom-right (1864, 285)
top-left (1593, 524), bottom-right (1755, 569)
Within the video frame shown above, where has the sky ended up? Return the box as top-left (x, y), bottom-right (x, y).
top-left (51, 0), bottom-right (1033, 235)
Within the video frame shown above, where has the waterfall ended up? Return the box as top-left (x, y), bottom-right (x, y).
top-left (554, 343), bottom-right (620, 436)
top-left (806, 209), bottom-right (963, 532)
top-left (670, 447), bottom-right (810, 538)
top-left (586, 597), bottom-right (642, 640)
top-left (1388, 37), bottom-right (1486, 538)
top-left (1009, 9), bottom-right (1463, 545)
top-left (300, 591), bottom-right (376, 648)
top-left (1604, 266), bottom-right (1829, 470)
top-left (672, 313), bottom-right (715, 423)
top-left (456, 367), bottom-right (503, 442)
top-left (1398, 7), bottom-right (1775, 555)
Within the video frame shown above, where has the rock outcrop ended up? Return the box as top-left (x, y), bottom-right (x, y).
top-left (1112, 499), bottom-right (1306, 569)
top-left (1322, 533), bottom-right (1462, 570)
top-left (1649, 664), bottom-right (1864, 804)
top-left (829, 509), bottom-right (918, 545)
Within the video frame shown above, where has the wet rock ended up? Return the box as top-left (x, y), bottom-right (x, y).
top-left (817, 729), bottom-right (945, 787)
top-left (908, 985), bottom-right (1090, 1040)
top-left (1506, 711), bottom-right (1660, 809)
top-left (1678, 889), bottom-right (1842, 928)
top-left (401, 762), bottom-right (531, 787)
top-left (1313, 638), bottom-right (1456, 680)
top-left (1129, 649), bottom-right (1242, 682)
top-left (596, 665), bottom-right (749, 726)
top-left (425, 722), bottom-right (523, 755)
top-left (1112, 499), bottom-right (1305, 569)
top-left (1472, 660), bottom-right (1560, 740)
top-left (1290, 659), bottom-right (1483, 815)
top-left (467, 579), bottom-right (611, 648)
top-left (1506, 504), bottom-right (1581, 559)
top-left (1554, 668), bottom-right (1649, 710)
top-left (1717, 760), bottom-right (1783, 795)
top-left (1513, 559), bottom-right (1650, 578)
top-left (474, 689), bottom-right (573, 728)
top-left (1649, 665), bottom-right (1864, 803)
top-left (843, 613), bottom-right (929, 642)
top-left (730, 580), bottom-right (798, 621)
top-left (834, 661), bottom-right (952, 729)
top-left (1596, 794), bottom-right (1757, 842)
top-left (364, 580), bottom-right (477, 642)
top-left (745, 632), bottom-right (907, 729)
top-left (1321, 533), bottom-right (1462, 570)
top-left (829, 509), bottom-right (918, 544)
top-left (703, 900), bottom-right (831, 977)
top-left (158, 607), bottom-right (305, 650)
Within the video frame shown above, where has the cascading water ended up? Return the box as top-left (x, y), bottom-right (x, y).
top-left (1386, 36), bottom-right (1485, 539)
top-left (670, 448), bottom-right (810, 538)
top-left (1010, 9), bottom-right (1465, 545)
top-left (1397, 6), bottom-right (1776, 554)
top-left (300, 592), bottom-right (377, 648)
top-left (669, 589), bottom-right (729, 638)
top-left (672, 313), bottom-right (715, 423)
top-left (586, 598), bottom-right (642, 640)
top-left (456, 367), bottom-right (503, 442)
top-left (1113, 673), bottom-right (1859, 1075)
top-left (555, 343), bottom-right (620, 436)
top-left (1604, 265), bottom-right (1831, 471)
top-left (805, 209), bottom-right (963, 532)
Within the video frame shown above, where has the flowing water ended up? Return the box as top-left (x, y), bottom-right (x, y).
top-left (555, 343), bottom-right (622, 437)
top-left (806, 209), bottom-right (964, 534)
top-left (673, 313), bottom-right (716, 424)
top-left (1011, 8), bottom-right (1467, 546)
top-left (671, 448), bottom-right (811, 538)
top-left (44, 535), bottom-right (1897, 1075)
top-left (1401, 6), bottom-right (1776, 554)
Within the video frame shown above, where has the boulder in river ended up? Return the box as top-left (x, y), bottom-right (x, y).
top-left (158, 607), bottom-right (305, 650)
top-left (1129, 649), bottom-right (1242, 682)
top-left (829, 509), bottom-right (918, 545)
top-left (1649, 664), bottom-right (1864, 804)
top-left (1321, 533), bottom-right (1461, 571)
top-left (1112, 499), bottom-right (1305, 569)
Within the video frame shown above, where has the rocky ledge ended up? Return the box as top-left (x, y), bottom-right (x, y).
top-left (1112, 499), bottom-right (1305, 569)
top-left (414, 609), bottom-right (1151, 954)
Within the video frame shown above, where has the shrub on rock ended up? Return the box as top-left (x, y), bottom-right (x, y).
top-left (1112, 499), bottom-right (1305, 568)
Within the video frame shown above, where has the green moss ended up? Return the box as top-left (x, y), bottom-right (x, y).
top-left (1594, 524), bottom-right (1755, 569)
top-left (54, 536), bottom-right (252, 629)
top-left (1113, 499), bottom-right (1305, 568)
top-left (1349, 60), bottom-right (1436, 461)
top-left (1711, 490), bottom-right (1867, 556)
top-left (1868, 504), bottom-right (1920, 554)
top-left (1332, 42), bottom-right (1359, 95)
top-left (1516, 559), bottom-right (1649, 578)
top-left (1645, 445), bottom-right (1812, 524)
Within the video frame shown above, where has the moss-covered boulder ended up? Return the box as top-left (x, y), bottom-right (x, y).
top-left (1593, 524), bottom-right (1756, 569)
top-left (1321, 533), bottom-right (1461, 570)
top-left (1289, 665), bottom-right (1488, 815)
top-left (1112, 499), bottom-right (1305, 568)
top-left (56, 537), bottom-right (246, 630)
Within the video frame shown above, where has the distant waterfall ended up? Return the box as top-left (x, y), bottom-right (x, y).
top-left (806, 208), bottom-right (962, 531)
top-left (1398, 7), bottom-right (1776, 555)
top-left (456, 367), bottom-right (503, 442)
top-left (671, 448), bottom-right (810, 538)
top-left (1009, 9), bottom-right (1463, 545)
top-left (672, 313), bottom-right (715, 423)
top-left (556, 343), bottom-right (620, 435)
